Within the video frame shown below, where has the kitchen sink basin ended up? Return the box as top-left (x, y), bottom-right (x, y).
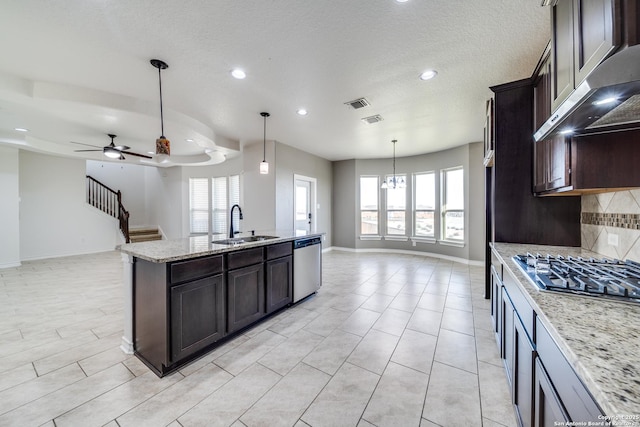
top-left (212, 235), bottom-right (279, 245)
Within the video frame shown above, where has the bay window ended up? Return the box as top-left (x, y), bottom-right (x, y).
top-left (441, 167), bottom-right (464, 241)
top-left (360, 176), bottom-right (379, 235)
top-left (413, 172), bottom-right (435, 237)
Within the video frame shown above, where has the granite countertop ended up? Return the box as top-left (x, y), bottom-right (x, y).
top-left (492, 242), bottom-right (640, 417)
top-left (118, 230), bottom-right (324, 263)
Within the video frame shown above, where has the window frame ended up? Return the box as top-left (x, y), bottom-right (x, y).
top-left (188, 174), bottom-right (241, 236)
top-left (412, 171), bottom-right (436, 239)
top-left (359, 175), bottom-right (380, 237)
top-left (440, 166), bottom-right (465, 244)
top-left (384, 174), bottom-right (407, 237)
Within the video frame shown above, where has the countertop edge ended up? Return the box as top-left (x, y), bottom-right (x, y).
top-left (118, 232), bottom-right (324, 263)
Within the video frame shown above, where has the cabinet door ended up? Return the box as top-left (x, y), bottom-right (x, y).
top-left (170, 274), bottom-right (225, 363)
top-left (514, 315), bottom-right (535, 427)
top-left (535, 358), bottom-right (569, 427)
top-left (227, 263), bottom-right (265, 333)
top-left (574, 0), bottom-right (618, 85)
top-left (266, 256), bottom-right (293, 314)
top-left (501, 287), bottom-right (515, 386)
top-left (534, 49), bottom-right (552, 131)
top-left (547, 135), bottom-right (571, 190)
top-left (551, 0), bottom-right (575, 111)
top-left (533, 140), bottom-right (549, 194)
top-left (490, 265), bottom-right (503, 350)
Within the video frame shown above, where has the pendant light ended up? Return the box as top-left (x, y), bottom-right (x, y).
top-left (381, 139), bottom-right (405, 189)
top-left (151, 59), bottom-right (170, 162)
top-left (260, 112), bottom-right (270, 174)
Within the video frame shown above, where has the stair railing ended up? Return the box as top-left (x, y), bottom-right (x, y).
top-left (86, 175), bottom-right (130, 243)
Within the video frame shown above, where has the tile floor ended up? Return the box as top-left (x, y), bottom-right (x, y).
top-left (0, 249), bottom-right (516, 427)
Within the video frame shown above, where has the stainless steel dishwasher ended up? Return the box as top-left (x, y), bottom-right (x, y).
top-left (293, 236), bottom-right (322, 303)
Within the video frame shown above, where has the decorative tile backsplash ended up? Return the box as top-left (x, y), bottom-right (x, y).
top-left (581, 189), bottom-right (640, 261)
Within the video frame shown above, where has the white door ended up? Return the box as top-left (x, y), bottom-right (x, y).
top-left (294, 175), bottom-right (316, 235)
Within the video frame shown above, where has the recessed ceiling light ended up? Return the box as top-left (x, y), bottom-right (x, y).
top-left (419, 70), bottom-right (438, 81)
top-left (186, 138), bottom-right (194, 142)
top-left (231, 69), bottom-right (246, 79)
top-left (14, 127), bottom-right (29, 132)
top-left (147, 151), bottom-right (155, 155)
top-left (297, 109), bottom-right (308, 116)
top-left (396, 0), bottom-right (409, 3)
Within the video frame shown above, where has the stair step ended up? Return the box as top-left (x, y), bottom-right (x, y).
top-left (129, 227), bottom-right (162, 243)
top-left (130, 233), bottom-right (163, 243)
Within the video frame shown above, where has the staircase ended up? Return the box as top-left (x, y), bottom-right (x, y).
top-left (86, 175), bottom-right (162, 244)
top-left (129, 227), bottom-right (163, 243)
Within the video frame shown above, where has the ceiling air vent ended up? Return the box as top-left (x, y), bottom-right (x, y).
top-left (361, 115), bottom-right (383, 124)
top-left (345, 98), bottom-right (370, 109)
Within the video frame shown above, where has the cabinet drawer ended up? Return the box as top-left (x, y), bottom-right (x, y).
top-left (266, 242), bottom-right (292, 260)
top-left (535, 318), bottom-right (602, 421)
top-left (170, 255), bottom-right (224, 284)
top-left (503, 268), bottom-right (534, 340)
top-left (491, 250), bottom-right (503, 280)
top-left (227, 247), bottom-right (264, 270)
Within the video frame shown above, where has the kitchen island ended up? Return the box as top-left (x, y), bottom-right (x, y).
top-left (119, 231), bottom-right (323, 376)
top-left (491, 243), bottom-right (640, 422)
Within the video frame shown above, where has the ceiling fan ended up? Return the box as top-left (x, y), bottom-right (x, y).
top-left (72, 134), bottom-right (152, 160)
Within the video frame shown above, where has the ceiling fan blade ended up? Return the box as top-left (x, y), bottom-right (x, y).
top-left (122, 151), bottom-right (153, 159)
top-left (74, 149), bottom-right (102, 152)
top-left (113, 145), bottom-right (130, 151)
top-left (70, 141), bottom-right (102, 148)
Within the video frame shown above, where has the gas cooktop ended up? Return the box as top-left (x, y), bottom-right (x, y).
top-left (513, 253), bottom-right (640, 304)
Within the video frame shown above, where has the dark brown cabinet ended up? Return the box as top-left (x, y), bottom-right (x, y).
top-left (535, 129), bottom-right (640, 195)
top-left (551, 0), bottom-right (619, 111)
top-left (227, 258), bottom-right (265, 334)
top-left (490, 81), bottom-right (580, 246)
top-left (535, 358), bottom-right (569, 427)
top-left (551, 0), bottom-right (576, 110)
top-left (266, 256), bottom-right (292, 313)
top-left (534, 135), bottom-right (571, 193)
top-left (265, 242), bottom-right (293, 314)
top-left (533, 46), bottom-right (552, 131)
top-left (514, 314), bottom-right (535, 427)
top-left (170, 274), bottom-right (225, 362)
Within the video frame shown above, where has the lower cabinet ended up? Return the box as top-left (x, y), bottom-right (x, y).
top-left (490, 249), bottom-right (603, 426)
top-left (535, 358), bottom-right (569, 427)
top-left (514, 313), bottom-right (535, 427)
top-left (227, 263), bottom-right (265, 334)
top-left (266, 255), bottom-right (293, 314)
top-left (170, 274), bottom-right (225, 362)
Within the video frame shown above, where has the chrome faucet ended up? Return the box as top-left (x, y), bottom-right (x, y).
top-left (229, 204), bottom-right (243, 238)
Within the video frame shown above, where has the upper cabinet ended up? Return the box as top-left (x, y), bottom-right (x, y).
top-left (534, 44), bottom-right (552, 130)
top-left (551, 0), bottom-right (620, 111)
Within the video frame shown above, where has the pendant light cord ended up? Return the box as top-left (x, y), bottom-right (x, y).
top-left (263, 114), bottom-right (266, 162)
top-left (158, 67), bottom-right (164, 138)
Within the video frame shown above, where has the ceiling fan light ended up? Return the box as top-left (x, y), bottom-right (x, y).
top-left (104, 148), bottom-right (121, 159)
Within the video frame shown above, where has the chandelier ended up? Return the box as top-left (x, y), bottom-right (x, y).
top-left (381, 139), bottom-right (405, 189)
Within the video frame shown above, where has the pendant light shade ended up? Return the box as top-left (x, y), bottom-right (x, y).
top-left (381, 139), bottom-right (405, 189)
top-left (151, 59), bottom-right (170, 161)
top-left (260, 112), bottom-right (270, 174)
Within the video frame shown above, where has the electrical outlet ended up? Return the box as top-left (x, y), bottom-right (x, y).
top-left (608, 233), bottom-right (619, 247)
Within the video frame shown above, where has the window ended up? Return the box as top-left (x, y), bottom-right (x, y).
top-left (189, 175), bottom-right (240, 235)
top-left (360, 176), bottom-right (379, 235)
top-left (442, 167), bottom-right (464, 241)
top-left (189, 178), bottom-right (209, 234)
top-left (211, 177), bottom-right (228, 234)
top-left (385, 174), bottom-right (406, 235)
top-left (413, 172), bottom-right (435, 237)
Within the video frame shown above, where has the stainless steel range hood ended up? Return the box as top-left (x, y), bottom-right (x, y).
top-left (534, 44), bottom-right (640, 142)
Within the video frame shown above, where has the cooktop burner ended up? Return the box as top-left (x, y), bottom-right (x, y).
top-left (513, 253), bottom-right (640, 304)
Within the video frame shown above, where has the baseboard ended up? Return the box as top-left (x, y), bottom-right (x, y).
top-left (0, 261), bottom-right (22, 269)
top-left (326, 246), bottom-right (484, 266)
top-left (18, 248), bottom-right (119, 263)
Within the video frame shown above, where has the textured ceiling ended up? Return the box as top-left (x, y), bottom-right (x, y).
top-left (0, 1), bottom-right (549, 165)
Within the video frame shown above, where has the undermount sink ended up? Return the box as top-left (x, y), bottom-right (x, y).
top-left (212, 235), bottom-right (279, 245)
